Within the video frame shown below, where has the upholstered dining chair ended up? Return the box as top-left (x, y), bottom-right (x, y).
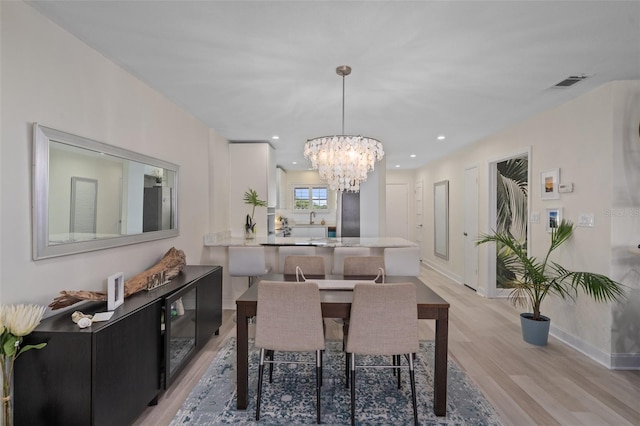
top-left (341, 255), bottom-right (386, 386)
top-left (345, 282), bottom-right (420, 426)
top-left (278, 246), bottom-right (316, 273)
top-left (283, 255), bottom-right (326, 277)
top-left (254, 281), bottom-right (326, 424)
top-left (343, 256), bottom-right (386, 281)
top-left (331, 247), bottom-right (370, 274)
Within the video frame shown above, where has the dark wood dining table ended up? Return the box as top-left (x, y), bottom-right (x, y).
top-left (235, 274), bottom-right (450, 416)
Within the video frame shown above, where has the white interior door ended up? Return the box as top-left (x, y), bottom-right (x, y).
top-left (463, 167), bottom-right (479, 291)
top-left (414, 180), bottom-right (423, 260)
top-left (386, 183), bottom-right (409, 239)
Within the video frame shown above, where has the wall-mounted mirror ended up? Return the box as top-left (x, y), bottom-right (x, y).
top-left (434, 180), bottom-right (449, 260)
top-left (33, 123), bottom-right (179, 260)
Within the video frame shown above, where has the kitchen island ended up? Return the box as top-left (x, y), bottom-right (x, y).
top-left (204, 236), bottom-right (419, 309)
top-left (205, 236), bottom-right (418, 248)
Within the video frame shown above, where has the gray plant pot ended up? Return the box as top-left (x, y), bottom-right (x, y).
top-left (520, 313), bottom-right (550, 346)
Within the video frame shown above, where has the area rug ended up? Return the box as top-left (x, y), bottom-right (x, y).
top-left (171, 338), bottom-right (502, 425)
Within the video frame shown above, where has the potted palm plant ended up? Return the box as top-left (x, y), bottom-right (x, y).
top-left (243, 188), bottom-right (267, 239)
top-left (477, 219), bottom-right (625, 345)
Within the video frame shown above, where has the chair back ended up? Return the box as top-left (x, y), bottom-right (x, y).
top-left (343, 256), bottom-right (385, 280)
top-left (345, 282), bottom-right (419, 356)
top-left (332, 247), bottom-right (370, 274)
top-left (255, 281), bottom-right (325, 352)
top-left (278, 246), bottom-right (316, 273)
top-left (283, 255), bottom-right (325, 276)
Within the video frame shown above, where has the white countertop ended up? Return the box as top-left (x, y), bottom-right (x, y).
top-left (204, 236), bottom-right (417, 248)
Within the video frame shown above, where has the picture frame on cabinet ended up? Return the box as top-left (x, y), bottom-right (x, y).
top-left (546, 208), bottom-right (562, 233)
top-left (107, 272), bottom-right (124, 311)
top-left (540, 169), bottom-right (560, 200)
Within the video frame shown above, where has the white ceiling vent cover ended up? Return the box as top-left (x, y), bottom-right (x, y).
top-left (553, 75), bottom-right (590, 88)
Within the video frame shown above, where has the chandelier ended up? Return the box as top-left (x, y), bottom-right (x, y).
top-left (303, 65), bottom-right (384, 192)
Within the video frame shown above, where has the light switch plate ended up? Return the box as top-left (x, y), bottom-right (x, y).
top-left (578, 213), bottom-right (595, 227)
top-left (530, 211), bottom-right (540, 223)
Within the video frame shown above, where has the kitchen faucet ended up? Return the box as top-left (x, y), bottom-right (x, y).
top-left (310, 211), bottom-right (316, 224)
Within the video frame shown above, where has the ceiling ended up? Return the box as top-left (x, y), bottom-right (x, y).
top-left (28, 1), bottom-right (640, 171)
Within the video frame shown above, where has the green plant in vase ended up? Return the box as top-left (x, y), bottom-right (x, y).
top-left (476, 220), bottom-right (626, 345)
top-left (243, 188), bottom-right (267, 239)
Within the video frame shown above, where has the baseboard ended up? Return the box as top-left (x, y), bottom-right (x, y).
top-left (422, 259), bottom-right (462, 285)
top-left (550, 325), bottom-right (640, 370)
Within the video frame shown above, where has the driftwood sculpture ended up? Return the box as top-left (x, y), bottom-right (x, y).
top-left (49, 247), bottom-right (186, 310)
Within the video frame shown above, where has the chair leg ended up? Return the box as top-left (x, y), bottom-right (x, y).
top-left (393, 354), bottom-right (397, 376)
top-left (345, 351), bottom-right (350, 388)
top-left (256, 349), bottom-right (265, 421)
top-left (316, 350), bottom-right (322, 424)
top-left (343, 321), bottom-right (350, 388)
top-left (409, 353), bottom-right (418, 426)
top-left (320, 349), bottom-right (324, 387)
top-left (397, 355), bottom-right (402, 389)
top-left (350, 353), bottom-right (356, 426)
top-left (268, 349), bottom-right (274, 383)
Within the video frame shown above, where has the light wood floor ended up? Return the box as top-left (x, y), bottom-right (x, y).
top-left (134, 266), bottom-right (640, 426)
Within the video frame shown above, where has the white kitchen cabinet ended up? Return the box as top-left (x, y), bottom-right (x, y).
top-left (229, 143), bottom-right (276, 237)
top-left (290, 225), bottom-right (328, 238)
top-left (276, 167), bottom-right (287, 209)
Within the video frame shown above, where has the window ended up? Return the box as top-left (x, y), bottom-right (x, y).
top-left (293, 186), bottom-right (328, 210)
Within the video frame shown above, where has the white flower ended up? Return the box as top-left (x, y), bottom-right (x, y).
top-left (2, 304), bottom-right (45, 337)
top-left (0, 306), bottom-right (5, 335)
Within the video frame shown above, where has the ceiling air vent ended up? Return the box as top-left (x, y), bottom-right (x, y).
top-left (553, 75), bottom-right (590, 88)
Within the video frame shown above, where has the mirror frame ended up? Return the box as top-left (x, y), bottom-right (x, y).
top-left (434, 180), bottom-right (449, 260)
top-left (33, 123), bottom-right (180, 260)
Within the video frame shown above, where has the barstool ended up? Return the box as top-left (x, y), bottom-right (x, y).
top-left (228, 246), bottom-right (270, 288)
top-left (383, 247), bottom-right (421, 276)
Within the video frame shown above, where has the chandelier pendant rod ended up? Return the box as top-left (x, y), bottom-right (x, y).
top-left (341, 72), bottom-right (345, 135)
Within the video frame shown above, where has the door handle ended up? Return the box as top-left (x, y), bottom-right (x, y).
top-left (463, 232), bottom-right (468, 236)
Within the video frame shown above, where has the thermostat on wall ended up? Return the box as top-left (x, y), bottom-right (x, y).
top-left (558, 183), bottom-right (573, 193)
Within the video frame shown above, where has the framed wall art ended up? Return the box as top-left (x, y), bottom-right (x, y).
top-left (107, 272), bottom-right (124, 311)
top-left (540, 169), bottom-right (560, 200)
top-left (546, 208), bottom-right (562, 233)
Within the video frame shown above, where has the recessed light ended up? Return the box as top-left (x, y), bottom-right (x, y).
top-left (410, 154), bottom-right (416, 158)
top-left (395, 164), bottom-right (400, 168)
top-left (272, 135), bottom-right (279, 140)
top-left (437, 135), bottom-right (445, 140)
top-left (292, 161), bottom-right (297, 165)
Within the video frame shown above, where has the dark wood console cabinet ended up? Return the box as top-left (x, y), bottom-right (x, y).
top-left (14, 265), bottom-right (222, 426)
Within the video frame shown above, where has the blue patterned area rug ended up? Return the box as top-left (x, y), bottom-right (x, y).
top-left (171, 338), bottom-right (502, 425)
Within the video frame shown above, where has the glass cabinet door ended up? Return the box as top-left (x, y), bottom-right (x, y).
top-left (165, 284), bottom-right (197, 387)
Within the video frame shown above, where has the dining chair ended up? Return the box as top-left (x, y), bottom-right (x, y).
top-left (278, 246), bottom-right (316, 273)
top-left (345, 282), bottom-right (420, 426)
top-left (283, 255), bottom-right (326, 276)
top-left (340, 256), bottom-right (386, 386)
top-left (343, 256), bottom-right (385, 280)
top-left (331, 247), bottom-right (370, 274)
top-left (254, 280), bottom-right (326, 423)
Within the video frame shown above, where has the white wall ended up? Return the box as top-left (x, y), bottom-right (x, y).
top-left (1, 2), bottom-right (210, 311)
top-left (416, 81), bottom-right (640, 366)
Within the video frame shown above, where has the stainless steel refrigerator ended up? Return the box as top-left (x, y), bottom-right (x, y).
top-left (340, 191), bottom-right (360, 237)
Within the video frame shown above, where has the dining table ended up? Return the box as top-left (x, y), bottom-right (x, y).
top-left (235, 274), bottom-right (450, 416)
